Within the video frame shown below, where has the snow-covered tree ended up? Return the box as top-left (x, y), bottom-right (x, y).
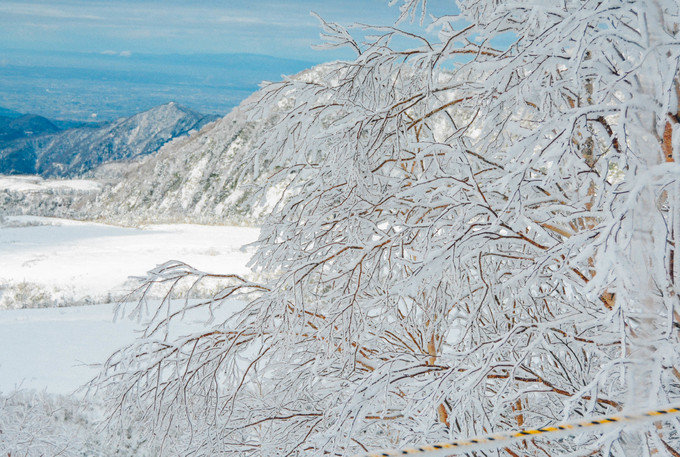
top-left (0, 391), bottom-right (79, 457)
top-left (0, 390), bottom-right (164, 456)
top-left (94, 1), bottom-right (680, 455)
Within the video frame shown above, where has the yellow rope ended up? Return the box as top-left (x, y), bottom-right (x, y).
top-left (354, 405), bottom-right (680, 457)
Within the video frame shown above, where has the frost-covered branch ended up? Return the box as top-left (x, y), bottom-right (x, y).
top-left (95, 1), bottom-right (680, 455)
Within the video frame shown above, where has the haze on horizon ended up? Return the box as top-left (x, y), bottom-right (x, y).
top-left (0, 0), bottom-right (452, 122)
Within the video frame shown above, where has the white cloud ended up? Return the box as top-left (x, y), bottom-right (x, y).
top-left (101, 50), bottom-right (132, 57)
top-left (0, 3), bottom-right (102, 21)
top-left (216, 16), bottom-right (268, 25)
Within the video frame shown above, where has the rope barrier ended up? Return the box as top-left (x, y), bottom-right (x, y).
top-left (354, 404), bottom-right (680, 457)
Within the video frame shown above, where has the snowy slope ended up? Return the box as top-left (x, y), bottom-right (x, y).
top-left (0, 303), bottom-right (142, 393)
top-left (92, 105), bottom-right (265, 225)
top-left (0, 215), bottom-right (258, 393)
top-left (92, 64), bottom-right (338, 226)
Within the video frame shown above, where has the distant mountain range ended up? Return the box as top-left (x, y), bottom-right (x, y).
top-left (0, 114), bottom-right (60, 143)
top-left (0, 96), bottom-right (267, 223)
top-left (0, 103), bottom-right (219, 177)
top-left (0, 102), bottom-right (267, 224)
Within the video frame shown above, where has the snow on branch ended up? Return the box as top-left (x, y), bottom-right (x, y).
top-left (94, 1), bottom-right (680, 456)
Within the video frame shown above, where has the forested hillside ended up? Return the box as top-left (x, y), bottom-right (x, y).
top-left (0, 102), bottom-right (217, 176)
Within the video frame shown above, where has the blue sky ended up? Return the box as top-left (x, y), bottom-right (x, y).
top-left (0, 0), bottom-right (450, 62)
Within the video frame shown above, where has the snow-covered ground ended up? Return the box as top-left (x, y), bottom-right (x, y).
top-left (0, 175), bottom-right (102, 193)
top-left (0, 303), bottom-right (141, 393)
top-left (0, 299), bottom-right (246, 394)
top-left (0, 216), bottom-right (259, 306)
top-left (0, 215), bottom-right (259, 394)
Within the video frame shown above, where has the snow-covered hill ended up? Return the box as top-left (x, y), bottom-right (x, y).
top-left (0, 102), bottom-right (219, 177)
top-left (91, 64), bottom-right (337, 225)
top-left (91, 109), bottom-right (257, 224)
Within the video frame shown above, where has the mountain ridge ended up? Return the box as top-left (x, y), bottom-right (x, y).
top-left (0, 114), bottom-right (60, 143)
top-left (0, 102), bottom-right (219, 177)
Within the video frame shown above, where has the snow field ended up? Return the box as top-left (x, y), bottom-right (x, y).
top-left (0, 216), bottom-right (259, 306)
top-left (0, 216), bottom-right (259, 393)
top-left (0, 299), bottom-right (247, 394)
top-left (0, 175), bottom-right (102, 193)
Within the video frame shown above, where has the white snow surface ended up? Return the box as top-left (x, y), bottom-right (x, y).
top-left (0, 300), bottom-right (247, 394)
top-left (0, 303), bottom-right (141, 394)
top-left (0, 175), bottom-right (101, 192)
top-left (0, 216), bottom-right (258, 301)
top-left (0, 216), bottom-right (259, 394)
